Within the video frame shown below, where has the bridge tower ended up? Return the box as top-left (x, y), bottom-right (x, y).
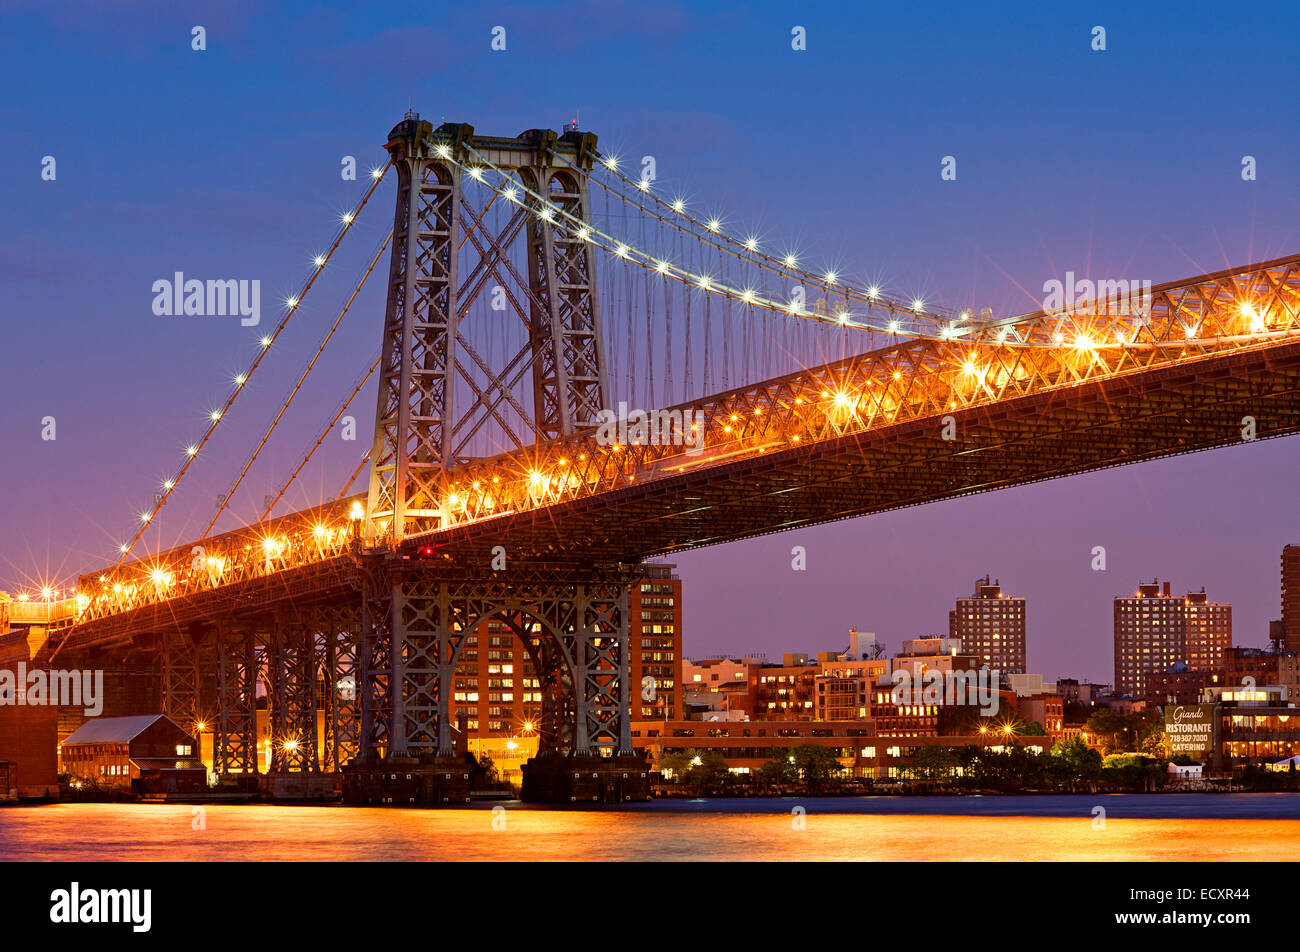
top-left (346, 115), bottom-right (648, 804)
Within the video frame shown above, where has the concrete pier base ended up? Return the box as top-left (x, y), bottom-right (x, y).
top-left (521, 753), bottom-right (651, 803)
top-left (341, 757), bottom-right (472, 806)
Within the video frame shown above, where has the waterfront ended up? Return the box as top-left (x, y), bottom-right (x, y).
top-left (3, 794), bottom-right (1300, 861)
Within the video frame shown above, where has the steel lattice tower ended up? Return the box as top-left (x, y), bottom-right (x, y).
top-left (365, 115), bottom-right (609, 543)
top-left (350, 115), bottom-right (645, 803)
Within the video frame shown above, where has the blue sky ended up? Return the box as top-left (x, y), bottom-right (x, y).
top-left (1, 0), bottom-right (1298, 681)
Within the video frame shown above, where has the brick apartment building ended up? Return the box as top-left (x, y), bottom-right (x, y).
top-left (949, 577), bottom-right (1027, 673)
top-left (1114, 580), bottom-right (1231, 697)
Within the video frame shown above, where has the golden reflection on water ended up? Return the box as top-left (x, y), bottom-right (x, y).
top-left (2, 803), bottom-right (1299, 861)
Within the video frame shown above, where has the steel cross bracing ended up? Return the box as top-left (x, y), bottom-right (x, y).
top-left (65, 252), bottom-right (1300, 640)
top-left (365, 118), bottom-right (609, 545)
top-left (355, 561), bottom-right (635, 761)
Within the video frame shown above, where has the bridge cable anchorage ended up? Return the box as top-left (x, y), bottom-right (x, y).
top-left (206, 229), bottom-right (394, 537)
top-left (108, 161), bottom-right (393, 570)
top-left (461, 142), bottom-right (962, 341)
top-left (262, 354), bottom-right (380, 522)
top-left (548, 144), bottom-right (964, 335)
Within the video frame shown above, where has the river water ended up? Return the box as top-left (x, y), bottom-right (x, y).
top-left (3, 794), bottom-right (1299, 861)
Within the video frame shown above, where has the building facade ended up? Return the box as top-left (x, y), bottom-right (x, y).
top-left (949, 577), bottom-right (1026, 673)
top-left (1282, 545), bottom-right (1300, 653)
top-left (1113, 580), bottom-right (1231, 697)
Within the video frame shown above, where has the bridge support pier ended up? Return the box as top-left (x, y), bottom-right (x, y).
top-left (213, 625), bottom-right (258, 787)
top-left (342, 556), bottom-right (649, 805)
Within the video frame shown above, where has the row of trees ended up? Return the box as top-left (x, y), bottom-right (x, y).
top-left (657, 745), bottom-right (844, 795)
top-left (654, 737), bottom-right (1185, 795)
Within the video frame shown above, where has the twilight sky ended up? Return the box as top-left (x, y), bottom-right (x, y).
top-left (1, 0), bottom-right (1297, 683)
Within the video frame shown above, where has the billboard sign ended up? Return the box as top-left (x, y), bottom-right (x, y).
top-left (1165, 704), bottom-right (1216, 756)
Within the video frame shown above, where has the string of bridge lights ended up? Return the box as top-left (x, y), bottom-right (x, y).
top-left (558, 146), bottom-right (957, 331)
top-left (108, 161), bottom-right (392, 570)
top-left (456, 142), bottom-right (976, 341)
top-left (205, 229), bottom-right (393, 538)
top-left (561, 147), bottom-right (1256, 352)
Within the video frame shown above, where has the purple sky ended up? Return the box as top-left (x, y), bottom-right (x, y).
top-left (1, 1), bottom-right (1297, 684)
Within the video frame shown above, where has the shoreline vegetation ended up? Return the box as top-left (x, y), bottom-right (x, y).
top-left (650, 741), bottom-right (1300, 798)
top-left (31, 738), bottom-right (1300, 805)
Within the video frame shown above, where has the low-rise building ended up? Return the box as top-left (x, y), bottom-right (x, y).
top-left (631, 719), bottom-right (1052, 779)
top-left (59, 714), bottom-right (205, 792)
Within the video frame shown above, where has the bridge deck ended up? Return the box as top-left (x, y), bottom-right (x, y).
top-left (60, 336), bottom-right (1300, 651)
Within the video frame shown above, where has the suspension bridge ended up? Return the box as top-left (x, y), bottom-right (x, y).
top-left (9, 113), bottom-right (1300, 803)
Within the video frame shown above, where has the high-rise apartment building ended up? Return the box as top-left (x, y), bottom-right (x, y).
top-left (1113, 580), bottom-right (1231, 697)
top-left (949, 576), bottom-right (1026, 673)
top-left (1282, 545), bottom-right (1300, 652)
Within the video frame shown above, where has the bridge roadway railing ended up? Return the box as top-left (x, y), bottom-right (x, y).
top-left (69, 254), bottom-right (1300, 625)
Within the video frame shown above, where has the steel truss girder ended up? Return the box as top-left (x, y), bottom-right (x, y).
top-left (268, 614), bottom-right (319, 773)
top-left (317, 606), bottom-right (361, 772)
top-left (420, 254), bottom-right (1300, 529)
top-left (161, 628), bottom-right (201, 733)
top-left (357, 560), bottom-right (637, 761)
top-left (214, 626), bottom-right (258, 776)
